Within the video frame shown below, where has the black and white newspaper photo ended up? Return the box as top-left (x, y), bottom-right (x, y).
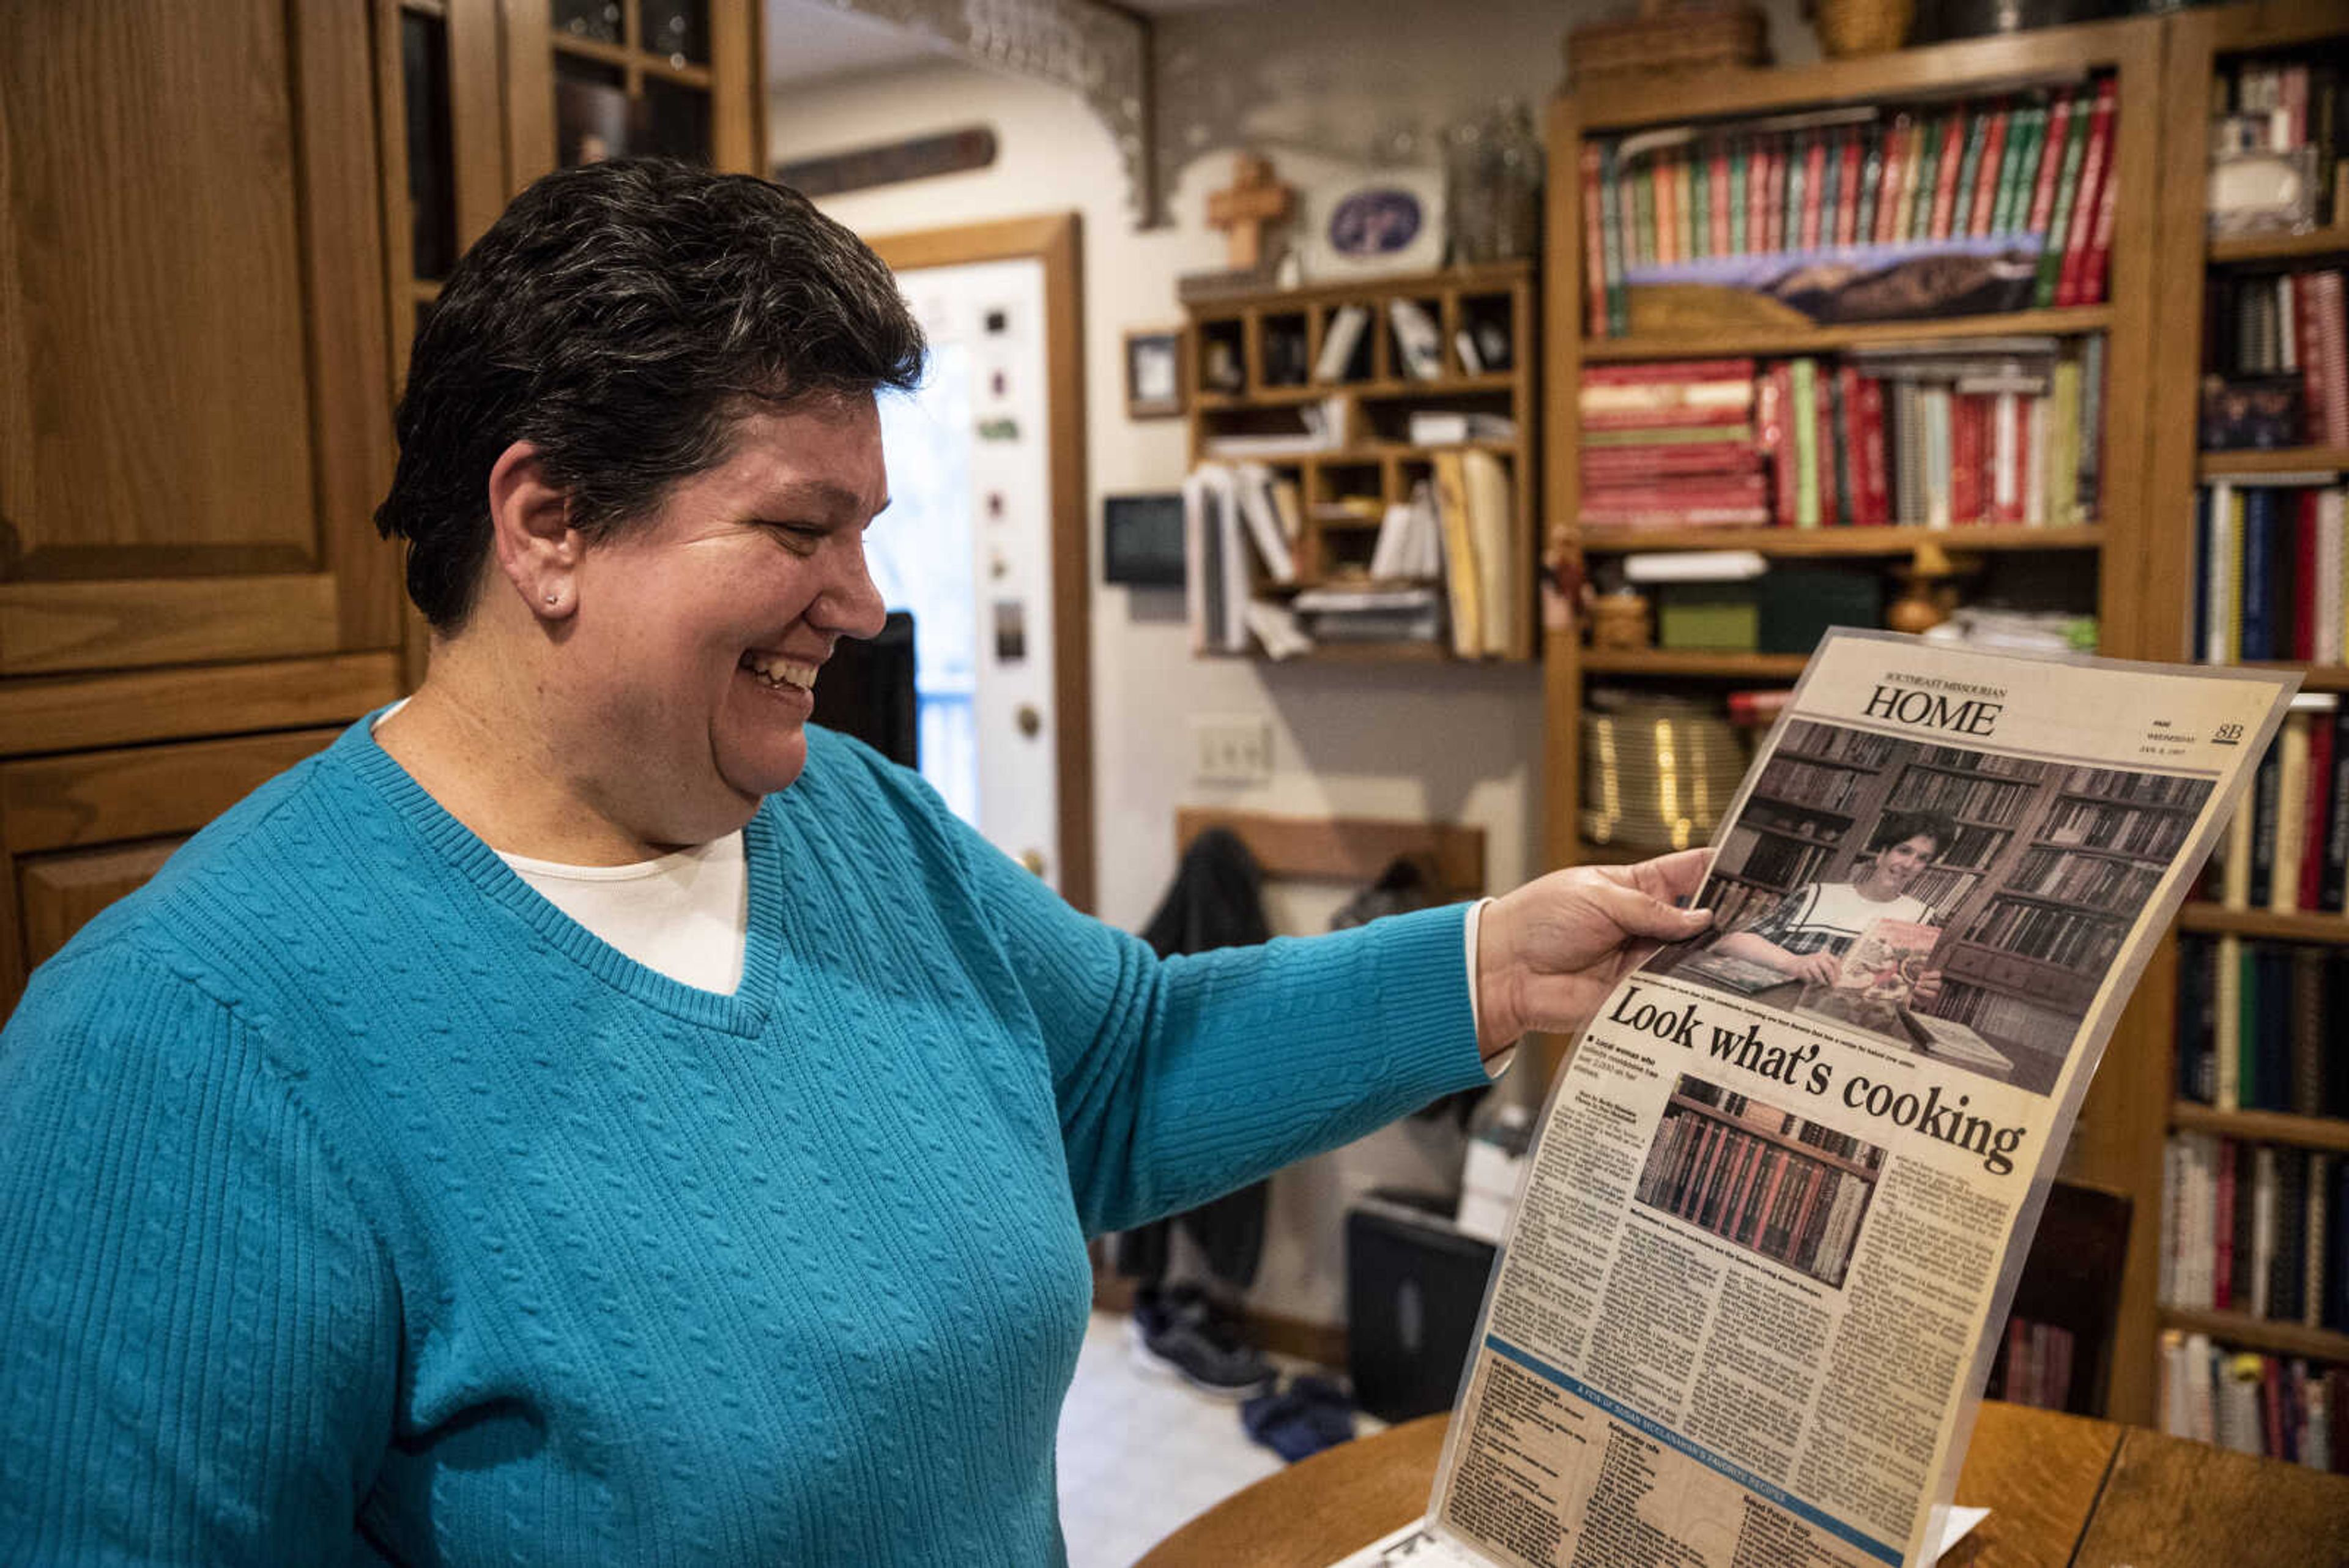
top-left (1423, 630), bottom-right (2296, 1568)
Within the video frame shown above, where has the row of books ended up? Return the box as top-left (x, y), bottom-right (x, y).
top-left (2195, 485), bottom-right (2349, 667)
top-left (1897, 766), bottom-right (2032, 825)
top-left (1578, 82), bottom-right (2120, 336)
top-left (2163, 1133), bottom-right (2349, 1332)
top-left (1989, 1317), bottom-right (2077, 1413)
top-left (2039, 794), bottom-right (2195, 860)
top-left (1780, 718), bottom-right (1895, 767)
top-left (2204, 269), bottom-right (2349, 450)
top-left (1575, 341), bottom-right (2104, 530)
top-left (1181, 454), bottom-right (1519, 658)
top-left (1636, 1102), bottom-right (1878, 1285)
top-left (2211, 56), bottom-right (2345, 227)
top-left (2174, 937), bottom-right (2349, 1117)
top-left (1753, 755), bottom-right (1869, 814)
top-left (1958, 899), bottom-right (2124, 973)
top-left (2159, 1334), bottom-right (2343, 1476)
top-left (2202, 694), bottom-right (2347, 916)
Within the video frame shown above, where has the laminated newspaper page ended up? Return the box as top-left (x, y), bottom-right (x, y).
top-left (1426, 630), bottom-right (2296, 1568)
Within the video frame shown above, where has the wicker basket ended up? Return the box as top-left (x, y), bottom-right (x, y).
top-left (1814, 0), bottom-right (1913, 56)
top-left (1565, 2), bottom-right (1768, 90)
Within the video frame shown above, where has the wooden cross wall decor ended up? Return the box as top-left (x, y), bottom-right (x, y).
top-left (1206, 153), bottom-right (1294, 271)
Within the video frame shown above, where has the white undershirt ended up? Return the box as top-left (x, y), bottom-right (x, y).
top-left (501, 834), bottom-right (751, 994)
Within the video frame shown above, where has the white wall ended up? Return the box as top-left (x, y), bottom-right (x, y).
top-left (770, 0), bottom-right (1818, 1324)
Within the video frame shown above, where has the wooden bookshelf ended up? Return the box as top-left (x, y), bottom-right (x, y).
top-left (2133, 0), bottom-right (2349, 1432)
top-left (2159, 1308), bottom-right (2349, 1365)
top-left (2172, 1104), bottom-right (2349, 1154)
top-left (1570, 524), bottom-right (2106, 556)
top-left (2198, 446), bottom-right (2349, 477)
top-left (1184, 261), bottom-right (1538, 663)
top-left (1546, 16), bottom-right (2207, 1426)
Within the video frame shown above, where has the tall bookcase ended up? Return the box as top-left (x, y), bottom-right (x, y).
top-left (2132, 0), bottom-right (2349, 1432)
top-left (1542, 19), bottom-right (2176, 1416)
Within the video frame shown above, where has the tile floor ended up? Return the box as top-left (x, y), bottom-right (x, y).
top-left (1054, 1309), bottom-right (1380, 1567)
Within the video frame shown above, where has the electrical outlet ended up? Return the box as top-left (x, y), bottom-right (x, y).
top-left (1191, 715), bottom-right (1272, 785)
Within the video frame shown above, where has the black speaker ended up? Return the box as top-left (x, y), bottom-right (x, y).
top-left (1345, 1190), bottom-right (1498, 1425)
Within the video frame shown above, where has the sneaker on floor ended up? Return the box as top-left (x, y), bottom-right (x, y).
top-left (1127, 1284), bottom-right (1276, 1400)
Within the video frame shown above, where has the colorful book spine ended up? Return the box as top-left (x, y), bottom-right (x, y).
top-left (1929, 104), bottom-right (1968, 240)
top-left (1854, 122), bottom-right (1883, 247)
top-left (2036, 80), bottom-right (2101, 307)
top-left (1582, 143), bottom-right (1608, 338)
top-left (1969, 100), bottom-right (2009, 238)
top-left (2057, 78), bottom-right (2118, 308)
top-left (1600, 143), bottom-right (1629, 337)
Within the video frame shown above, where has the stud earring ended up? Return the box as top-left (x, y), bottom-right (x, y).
top-left (544, 590), bottom-right (559, 605)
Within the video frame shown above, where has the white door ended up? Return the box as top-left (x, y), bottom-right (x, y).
top-left (872, 258), bottom-right (1064, 891)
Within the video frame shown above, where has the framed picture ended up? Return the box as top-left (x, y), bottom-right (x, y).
top-left (1124, 326), bottom-right (1186, 420)
top-left (1296, 165), bottom-right (1447, 281)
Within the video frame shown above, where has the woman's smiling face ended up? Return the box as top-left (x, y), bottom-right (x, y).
top-left (556, 397), bottom-right (890, 849)
top-left (1864, 832), bottom-right (1940, 897)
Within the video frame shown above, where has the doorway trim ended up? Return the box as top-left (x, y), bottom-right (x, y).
top-left (869, 214), bottom-right (1094, 913)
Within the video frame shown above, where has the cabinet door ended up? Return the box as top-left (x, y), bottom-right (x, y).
top-left (0, 1), bottom-right (398, 679)
top-left (0, 727), bottom-right (344, 1011)
top-left (19, 839), bottom-right (185, 975)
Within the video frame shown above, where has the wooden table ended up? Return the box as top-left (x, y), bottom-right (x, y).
top-left (1136, 1401), bottom-right (2349, 1567)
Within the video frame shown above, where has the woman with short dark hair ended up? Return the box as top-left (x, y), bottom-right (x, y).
top-left (0, 160), bottom-right (1710, 1566)
top-left (1708, 808), bottom-right (1957, 998)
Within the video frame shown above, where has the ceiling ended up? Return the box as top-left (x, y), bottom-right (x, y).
top-left (763, 0), bottom-right (1263, 87)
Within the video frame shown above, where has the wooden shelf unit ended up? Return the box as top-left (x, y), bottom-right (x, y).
top-left (1546, 17), bottom-right (2188, 1424)
top-left (1184, 261), bottom-right (1538, 663)
top-left (2133, 0), bottom-right (2349, 1425)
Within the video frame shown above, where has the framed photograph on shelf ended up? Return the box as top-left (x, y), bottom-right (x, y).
top-left (1296, 165), bottom-right (1447, 280)
top-left (1123, 326), bottom-right (1186, 420)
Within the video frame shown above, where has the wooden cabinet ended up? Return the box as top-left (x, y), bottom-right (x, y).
top-left (0, 0), bottom-right (770, 1011)
top-left (0, 1), bottom-right (406, 1009)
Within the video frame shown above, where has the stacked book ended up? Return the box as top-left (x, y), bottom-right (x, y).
top-left (2195, 483), bottom-right (2349, 663)
top-left (2159, 1332), bottom-right (2343, 1474)
top-left (2163, 1133), bottom-right (2348, 1334)
top-left (1578, 359), bottom-right (1767, 527)
top-left (1579, 81), bottom-right (2121, 338)
top-left (2174, 936), bottom-right (2349, 1115)
top-left (2203, 269), bottom-right (2349, 450)
top-left (1182, 461), bottom-right (1301, 656)
top-left (2212, 58), bottom-right (2345, 228)
top-left (1578, 341), bottom-right (2104, 529)
top-left (2199, 694), bottom-right (2348, 917)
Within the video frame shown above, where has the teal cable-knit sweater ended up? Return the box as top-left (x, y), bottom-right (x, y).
top-left (0, 719), bottom-right (1485, 1565)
